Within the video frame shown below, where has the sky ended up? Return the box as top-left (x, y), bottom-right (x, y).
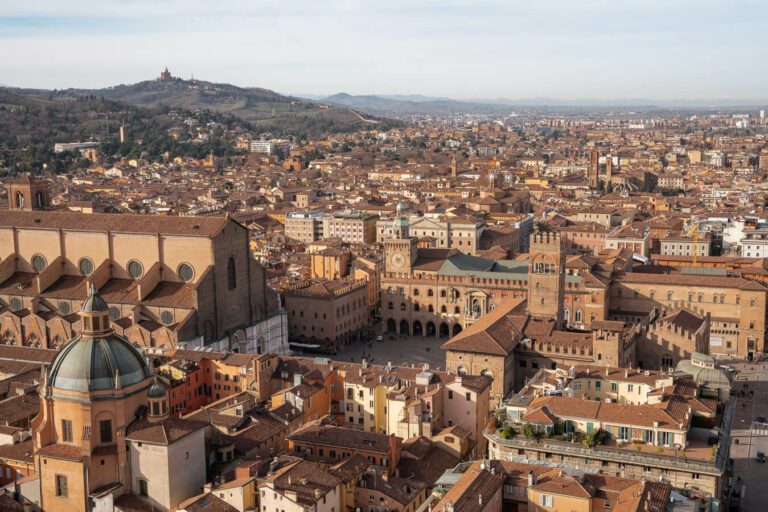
top-left (1, 0), bottom-right (766, 100)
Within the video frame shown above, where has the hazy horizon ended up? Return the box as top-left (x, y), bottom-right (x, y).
top-left (2, 0), bottom-right (766, 100)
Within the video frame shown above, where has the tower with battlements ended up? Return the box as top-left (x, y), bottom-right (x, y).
top-left (527, 230), bottom-right (565, 328)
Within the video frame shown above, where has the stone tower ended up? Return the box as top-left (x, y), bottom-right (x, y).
top-left (6, 175), bottom-right (51, 211)
top-left (589, 148), bottom-right (600, 188)
top-left (527, 230), bottom-right (565, 328)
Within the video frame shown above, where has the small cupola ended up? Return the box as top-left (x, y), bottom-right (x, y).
top-left (79, 284), bottom-right (112, 338)
top-left (147, 378), bottom-right (169, 423)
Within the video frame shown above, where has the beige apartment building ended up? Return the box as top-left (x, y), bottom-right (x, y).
top-left (284, 210), bottom-right (326, 244)
top-left (323, 210), bottom-right (379, 244)
top-left (659, 232), bottom-right (712, 257)
top-left (0, 210), bottom-right (286, 354)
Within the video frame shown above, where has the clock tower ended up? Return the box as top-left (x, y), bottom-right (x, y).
top-left (384, 238), bottom-right (418, 274)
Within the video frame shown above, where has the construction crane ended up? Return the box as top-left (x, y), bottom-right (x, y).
top-left (685, 223), bottom-right (700, 266)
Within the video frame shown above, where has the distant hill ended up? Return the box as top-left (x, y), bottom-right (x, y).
top-left (66, 78), bottom-right (390, 136)
top-left (0, 88), bottom-right (141, 147)
top-left (322, 93), bottom-right (509, 116)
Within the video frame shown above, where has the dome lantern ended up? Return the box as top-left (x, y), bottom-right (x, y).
top-left (79, 284), bottom-right (112, 338)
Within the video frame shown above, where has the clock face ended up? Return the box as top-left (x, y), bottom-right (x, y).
top-left (390, 253), bottom-right (406, 270)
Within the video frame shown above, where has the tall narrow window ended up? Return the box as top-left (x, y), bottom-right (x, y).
top-left (227, 257), bottom-right (236, 290)
top-left (61, 420), bottom-right (73, 443)
top-left (99, 419), bottom-right (113, 444)
top-left (55, 475), bottom-right (68, 498)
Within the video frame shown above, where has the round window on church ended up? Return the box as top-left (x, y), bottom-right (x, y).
top-left (127, 260), bottom-right (144, 279)
top-left (177, 263), bottom-right (194, 282)
top-left (160, 311), bottom-right (174, 325)
top-left (31, 254), bottom-right (47, 273)
top-left (78, 257), bottom-right (94, 276)
top-left (59, 301), bottom-right (71, 315)
top-left (9, 298), bottom-right (22, 311)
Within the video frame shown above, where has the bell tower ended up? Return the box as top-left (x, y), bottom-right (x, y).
top-left (6, 175), bottom-right (51, 211)
top-left (527, 229), bottom-right (565, 328)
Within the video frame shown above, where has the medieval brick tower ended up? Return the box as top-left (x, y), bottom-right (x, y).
top-left (589, 148), bottom-right (600, 188)
top-left (6, 175), bottom-right (51, 211)
top-left (527, 230), bottom-right (565, 328)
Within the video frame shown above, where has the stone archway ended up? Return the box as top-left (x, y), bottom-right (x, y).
top-left (386, 318), bottom-right (397, 333)
top-left (426, 322), bottom-right (436, 337)
top-left (439, 323), bottom-right (450, 338)
top-left (413, 320), bottom-right (423, 337)
top-left (452, 324), bottom-right (463, 336)
top-left (400, 320), bottom-right (410, 335)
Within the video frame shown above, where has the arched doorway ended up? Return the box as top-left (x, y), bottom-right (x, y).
top-left (452, 324), bottom-right (462, 336)
top-left (387, 319), bottom-right (397, 333)
top-left (439, 323), bottom-right (449, 338)
top-left (426, 322), bottom-right (436, 337)
top-left (400, 320), bottom-right (410, 336)
top-left (413, 320), bottom-right (423, 337)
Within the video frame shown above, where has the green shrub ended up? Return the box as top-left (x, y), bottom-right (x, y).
top-left (521, 423), bottom-right (536, 439)
top-left (582, 429), bottom-right (608, 448)
top-left (500, 427), bottom-right (516, 440)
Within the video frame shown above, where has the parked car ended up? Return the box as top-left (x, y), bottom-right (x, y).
top-left (721, 365), bottom-right (734, 373)
top-left (756, 452), bottom-right (766, 463)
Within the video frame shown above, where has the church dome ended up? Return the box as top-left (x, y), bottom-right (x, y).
top-left (47, 334), bottom-right (150, 393)
top-left (46, 289), bottom-right (150, 393)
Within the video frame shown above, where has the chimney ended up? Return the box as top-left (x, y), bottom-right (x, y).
top-left (204, 482), bottom-right (214, 494)
top-left (527, 471), bottom-right (536, 486)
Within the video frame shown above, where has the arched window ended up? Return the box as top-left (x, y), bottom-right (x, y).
top-left (480, 369), bottom-right (493, 378)
top-left (388, 302), bottom-right (394, 310)
top-left (227, 257), bottom-right (236, 290)
top-left (400, 303), bottom-right (406, 311)
top-left (440, 305), bottom-right (447, 313)
top-left (36, 192), bottom-right (43, 208)
top-left (414, 303), bottom-right (420, 312)
top-left (427, 289), bottom-right (434, 297)
top-left (457, 366), bottom-right (468, 376)
top-left (574, 309), bottom-right (583, 324)
top-left (440, 290), bottom-right (447, 298)
top-left (413, 289), bottom-right (420, 296)
top-left (15, 192), bottom-right (24, 209)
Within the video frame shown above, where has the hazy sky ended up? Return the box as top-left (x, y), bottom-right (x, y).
top-left (1, 0), bottom-right (766, 100)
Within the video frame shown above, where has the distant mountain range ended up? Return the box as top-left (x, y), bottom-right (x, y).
top-left (316, 92), bottom-right (768, 115)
